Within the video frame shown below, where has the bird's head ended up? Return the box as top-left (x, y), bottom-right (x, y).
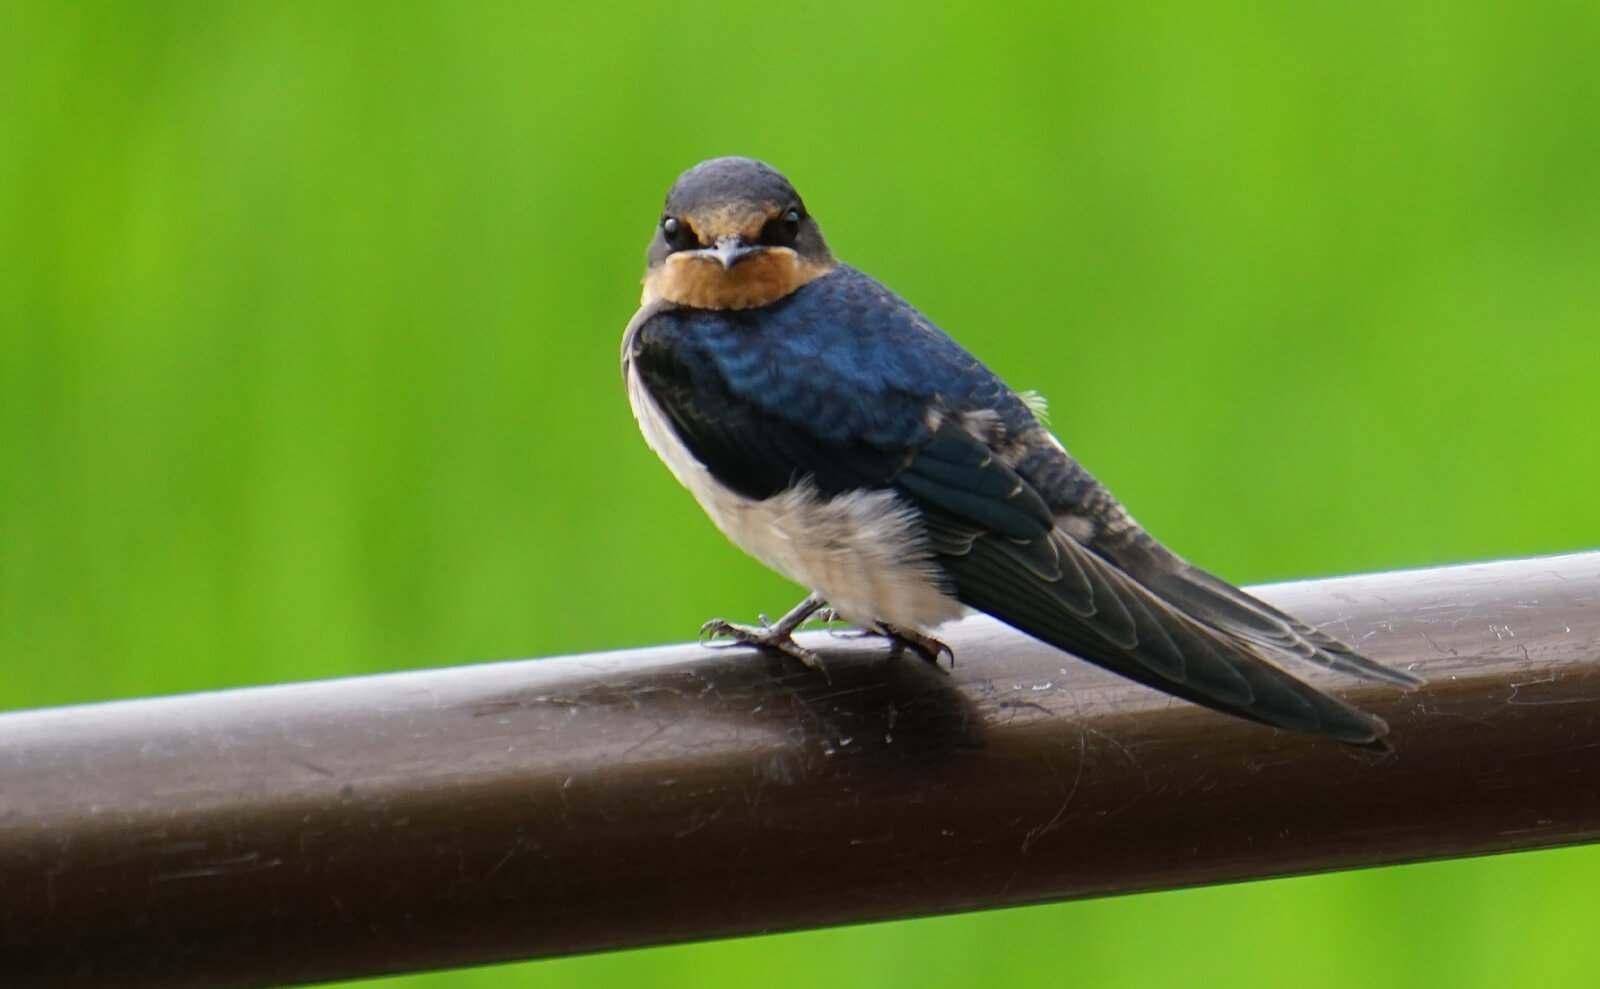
top-left (642, 156), bottom-right (836, 311)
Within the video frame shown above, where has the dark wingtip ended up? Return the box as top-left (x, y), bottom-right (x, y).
top-left (1322, 708), bottom-right (1391, 746)
top-left (1253, 688), bottom-right (1391, 745)
top-left (1347, 733), bottom-right (1396, 754)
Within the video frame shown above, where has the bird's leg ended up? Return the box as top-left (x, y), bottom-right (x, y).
top-left (700, 592), bottom-right (830, 675)
top-left (876, 623), bottom-right (955, 672)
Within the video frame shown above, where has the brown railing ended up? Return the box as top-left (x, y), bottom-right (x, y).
top-left (3, 551), bottom-right (1598, 988)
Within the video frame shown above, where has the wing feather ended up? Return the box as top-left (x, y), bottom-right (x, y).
top-left (628, 297), bottom-right (1410, 742)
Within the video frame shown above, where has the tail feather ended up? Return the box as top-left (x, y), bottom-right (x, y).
top-left (935, 525), bottom-right (1395, 743)
top-left (1111, 539), bottom-right (1423, 689)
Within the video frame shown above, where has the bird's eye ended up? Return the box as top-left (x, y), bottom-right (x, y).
top-left (760, 208), bottom-right (802, 247)
top-left (661, 216), bottom-right (698, 252)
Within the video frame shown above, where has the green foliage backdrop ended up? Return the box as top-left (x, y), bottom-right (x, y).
top-left (3, 2), bottom-right (1598, 986)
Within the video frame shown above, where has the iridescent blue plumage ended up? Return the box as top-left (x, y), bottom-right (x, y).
top-left (647, 265), bottom-right (1029, 449)
top-left (631, 265), bottom-right (1057, 543)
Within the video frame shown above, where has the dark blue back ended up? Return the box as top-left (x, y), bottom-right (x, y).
top-left (640, 266), bottom-right (1035, 450)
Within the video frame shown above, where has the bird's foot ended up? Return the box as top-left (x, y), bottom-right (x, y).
top-left (700, 592), bottom-right (831, 680)
top-left (877, 623), bottom-right (955, 672)
top-left (700, 615), bottom-right (823, 669)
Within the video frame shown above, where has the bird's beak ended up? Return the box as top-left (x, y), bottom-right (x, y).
top-left (699, 237), bottom-right (758, 269)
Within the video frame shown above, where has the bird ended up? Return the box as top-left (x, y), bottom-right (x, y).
top-left (621, 155), bottom-right (1421, 743)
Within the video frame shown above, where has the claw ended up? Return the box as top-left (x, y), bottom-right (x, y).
top-left (878, 623), bottom-right (955, 672)
top-left (698, 592), bottom-right (832, 681)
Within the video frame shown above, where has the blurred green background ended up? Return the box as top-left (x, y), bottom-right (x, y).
top-left (3, 1), bottom-right (1598, 986)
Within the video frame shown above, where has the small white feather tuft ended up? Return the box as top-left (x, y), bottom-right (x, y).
top-left (1017, 389), bottom-right (1051, 424)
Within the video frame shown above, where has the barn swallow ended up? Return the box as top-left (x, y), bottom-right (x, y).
top-left (622, 156), bottom-right (1421, 743)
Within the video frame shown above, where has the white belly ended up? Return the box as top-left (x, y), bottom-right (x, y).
top-left (625, 360), bottom-right (962, 631)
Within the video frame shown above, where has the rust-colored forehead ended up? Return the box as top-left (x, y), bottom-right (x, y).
top-left (685, 204), bottom-right (780, 243)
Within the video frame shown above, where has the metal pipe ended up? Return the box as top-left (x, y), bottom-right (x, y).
top-left (2, 552), bottom-right (1598, 988)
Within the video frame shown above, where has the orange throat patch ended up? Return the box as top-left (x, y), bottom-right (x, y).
top-left (643, 250), bottom-right (835, 311)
